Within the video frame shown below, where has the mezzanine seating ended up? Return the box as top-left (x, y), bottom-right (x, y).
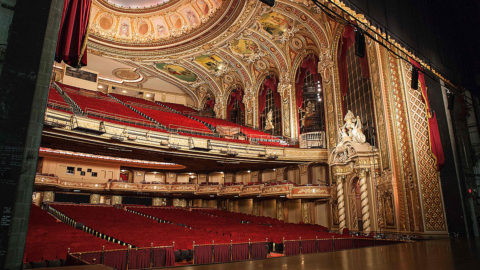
top-left (157, 102), bottom-right (199, 114)
top-left (24, 205), bottom-right (120, 262)
top-left (47, 87), bottom-right (72, 113)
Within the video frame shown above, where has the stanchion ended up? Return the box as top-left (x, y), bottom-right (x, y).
top-left (299, 237), bottom-right (302, 254)
top-left (212, 240), bottom-right (215, 263)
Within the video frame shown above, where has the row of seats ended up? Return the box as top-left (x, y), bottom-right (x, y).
top-left (24, 205), bottom-right (120, 262)
top-left (50, 83), bottom-right (290, 146)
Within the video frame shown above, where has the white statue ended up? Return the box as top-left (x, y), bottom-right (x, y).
top-left (265, 109), bottom-right (274, 131)
top-left (338, 110), bottom-right (366, 144)
top-left (352, 115), bottom-right (366, 143)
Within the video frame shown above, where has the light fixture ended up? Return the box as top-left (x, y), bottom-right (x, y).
top-left (122, 90), bottom-right (127, 93)
top-left (98, 85), bottom-right (104, 89)
top-left (146, 93), bottom-right (151, 97)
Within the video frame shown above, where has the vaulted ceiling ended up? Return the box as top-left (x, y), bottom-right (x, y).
top-left (86, 0), bottom-right (340, 109)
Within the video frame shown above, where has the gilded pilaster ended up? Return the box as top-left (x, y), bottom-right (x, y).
top-left (336, 176), bottom-right (346, 231)
top-left (358, 169), bottom-right (371, 233)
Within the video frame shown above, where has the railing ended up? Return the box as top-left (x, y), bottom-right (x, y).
top-left (193, 240), bottom-right (268, 264)
top-left (299, 131), bottom-right (326, 148)
top-left (46, 101), bottom-right (73, 113)
top-left (282, 236), bottom-right (405, 256)
top-left (84, 109), bottom-right (159, 129)
top-left (67, 245), bottom-right (175, 270)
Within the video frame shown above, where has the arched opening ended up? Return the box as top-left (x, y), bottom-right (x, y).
top-left (295, 54), bottom-right (326, 135)
top-left (227, 87), bottom-right (245, 125)
top-left (338, 25), bottom-right (376, 145)
top-left (201, 96), bottom-right (216, 117)
top-left (258, 74), bottom-right (282, 136)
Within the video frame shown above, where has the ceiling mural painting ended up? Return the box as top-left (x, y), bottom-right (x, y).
top-left (86, 0), bottom-right (337, 110)
top-left (154, 63), bottom-right (198, 82)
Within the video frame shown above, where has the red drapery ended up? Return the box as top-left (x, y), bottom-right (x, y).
top-left (284, 241), bottom-right (300, 256)
top-left (250, 243), bottom-right (267, 260)
top-left (226, 89), bottom-right (245, 120)
top-left (194, 245), bottom-right (212, 264)
top-left (300, 240), bottom-right (317, 254)
top-left (55, 0), bottom-right (92, 67)
top-left (128, 248), bottom-right (150, 270)
top-left (334, 238), bottom-right (354, 250)
top-left (102, 250), bottom-right (127, 270)
top-left (337, 25), bottom-right (370, 97)
top-left (213, 245), bottom-right (231, 263)
top-left (205, 98), bottom-right (215, 109)
top-left (295, 54), bottom-right (319, 109)
top-left (410, 59), bottom-right (445, 168)
top-left (258, 76), bottom-right (280, 123)
top-left (152, 247), bottom-right (175, 267)
top-left (232, 243), bottom-right (249, 261)
top-left (317, 239), bottom-right (334, 252)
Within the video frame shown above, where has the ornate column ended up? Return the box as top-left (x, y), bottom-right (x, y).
top-left (214, 95), bottom-right (225, 119)
top-left (358, 169), bottom-right (371, 233)
top-left (336, 176), bottom-right (346, 232)
top-left (278, 72), bottom-right (293, 138)
top-left (243, 86), bottom-right (255, 127)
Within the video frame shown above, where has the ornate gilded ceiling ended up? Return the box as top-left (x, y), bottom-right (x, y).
top-left (87, 0), bottom-right (339, 110)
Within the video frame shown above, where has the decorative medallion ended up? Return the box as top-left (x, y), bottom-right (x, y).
top-left (113, 68), bottom-right (141, 81)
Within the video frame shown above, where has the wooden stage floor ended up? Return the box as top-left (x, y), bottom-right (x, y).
top-left (169, 239), bottom-right (480, 270)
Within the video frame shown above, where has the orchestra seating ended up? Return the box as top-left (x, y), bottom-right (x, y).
top-left (134, 107), bottom-right (211, 133)
top-left (24, 205), bottom-right (120, 263)
top-left (46, 204), bottom-right (335, 251)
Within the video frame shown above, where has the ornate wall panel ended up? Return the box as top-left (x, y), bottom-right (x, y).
top-left (366, 37), bottom-right (390, 170)
top-left (400, 61), bottom-right (447, 232)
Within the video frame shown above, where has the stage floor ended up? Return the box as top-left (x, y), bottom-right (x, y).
top-left (169, 238), bottom-right (480, 270)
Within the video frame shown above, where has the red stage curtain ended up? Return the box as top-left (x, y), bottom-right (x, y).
top-left (411, 59), bottom-right (445, 168)
top-left (55, 0), bottom-right (92, 67)
top-left (194, 245), bottom-right (212, 264)
top-left (213, 245), bottom-right (231, 263)
top-left (300, 240), bottom-right (317, 254)
top-left (250, 243), bottom-right (267, 260)
top-left (232, 243), bottom-right (249, 261)
top-left (337, 25), bottom-right (370, 97)
top-left (128, 248), bottom-right (150, 270)
top-left (284, 241), bottom-right (300, 256)
top-left (103, 250), bottom-right (127, 270)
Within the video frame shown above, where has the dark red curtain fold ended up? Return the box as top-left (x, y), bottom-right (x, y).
top-left (213, 245), bottom-right (231, 263)
top-left (103, 250), bottom-right (127, 270)
top-left (227, 89), bottom-right (245, 119)
top-left (338, 25), bottom-right (370, 97)
top-left (410, 59), bottom-right (445, 168)
top-left (317, 239), bottom-right (334, 252)
top-left (128, 249), bottom-right (150, 270)
top-left (232, 243), bottom-right (249, 261)
top-left (194, 245), bottom-right (212, 264)
top-left (334, 239), bottom-right (354, 250)
top-left (284, 241), bottom-right (300, 256)
top-left (165, 247), bottom-right (175, 267)
top-left (300, 240), bottom-right (317, 254)
top-left (250, 243), bottom-right (267, 260)
top-left (295, 55), bottom-right (319, 108)
top-left (205, 99), bottom-right (215, 109)
top-left (152, 248), bottom-right (166, 268)
top-left (55, 0), bottom-right (92, 67)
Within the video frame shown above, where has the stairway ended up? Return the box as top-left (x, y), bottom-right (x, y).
top-left (52, 82), bottom-right (83, 115)
top-left (108, 94), bottom-right (166, 130)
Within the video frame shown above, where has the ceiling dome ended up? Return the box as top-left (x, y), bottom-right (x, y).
top-left (103, 0), bottom-right (172, 10)
top-left (89, 0), bottom-right (235, 54)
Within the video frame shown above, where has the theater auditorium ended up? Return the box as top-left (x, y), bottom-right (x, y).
top-left (1, 0), bottom-right (480, 269)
